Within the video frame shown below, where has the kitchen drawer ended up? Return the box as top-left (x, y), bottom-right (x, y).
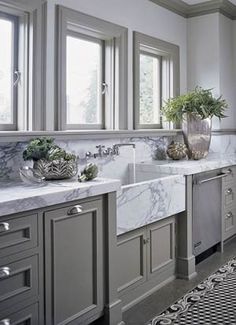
top-left (223, 185), bottom-right (236, 207)
top-left (0, 255), bottom-right (38, 314)
top-left (0, 303), bottom-right (38, 325)
top-left (223, 206), bottom-right (236, 240)
top-left (0, 214), bottom-right (38, 258)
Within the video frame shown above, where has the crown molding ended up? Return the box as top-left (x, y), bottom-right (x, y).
top-left (150, 0), bottom-right (236, 20)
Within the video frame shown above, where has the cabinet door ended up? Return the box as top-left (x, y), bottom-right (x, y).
top-left (147, 217), bottom-right (176, 280)
top-left (117, 228), bottom-right (146, 296)
top-left (44, 198), bottom-right (104, 325)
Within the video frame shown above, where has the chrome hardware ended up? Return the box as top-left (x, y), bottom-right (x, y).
top-left (226, 212), bottom-right (233, 219)
top-left (94, 145), bottom-right (105, 158)
top-left (0, 267), bottom-right (11, 279)
top-left (67, 205), bottom-right (83, 216)
top-left (226, 188), bottom-right (233, 195)
top-left (102, 82), bottom-right (108, 95)
top-left (113, 143), bottom-right (136, 156)
top-left (13, 70), bottom-right (21, 87)
top-left (0, 222), bottom-right (10, 233)
top-left (85, 151), bottom-right (93, 159)
top-left (226, 168), bottom-right (232, 175)
top-left (198, 173), bottom-right (228, 185)
top-left (0, 319), bottom-right (10, 325)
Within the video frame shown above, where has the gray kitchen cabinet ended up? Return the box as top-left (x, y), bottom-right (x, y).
top-left (0, 213), bottom-right (38, 258)
top-left (117, 216), bottom-right (176, 303)
top-left (222, 166), bottom-right (236, 241)
top-left (147, 217), bottom-right (176, 280)
top-left (117, 228), bottom-right (147, 294)
top-left (44, 198), bottom-right (105, 325)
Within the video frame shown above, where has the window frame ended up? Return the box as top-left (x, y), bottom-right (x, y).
top-left (0, 11), bottom-right (19, 131)
top-left (57, 5), bottom-right (128, 131)
top-left (0, 1), bottom-right (45, 132)
top-left (133, 31), bottom-right (180, 130)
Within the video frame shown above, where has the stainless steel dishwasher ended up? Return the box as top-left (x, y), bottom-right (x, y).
top-left (192, 169), bottom-right (228, 258)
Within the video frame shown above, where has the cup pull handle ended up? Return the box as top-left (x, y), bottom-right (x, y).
top-left (67, 205), bottom-right (83, 216)
top-left (0, 319), bottom-right (10, 325)
top-left (0, 223), bottom-right (10, 233)
top-left (0, 267), bottom-right (11, 279)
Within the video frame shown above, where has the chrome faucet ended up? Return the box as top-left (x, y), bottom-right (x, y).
top-left (113, 143), bottom-right (136, 156)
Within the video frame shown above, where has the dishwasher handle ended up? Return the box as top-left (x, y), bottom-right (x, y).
top-left (198, 172), bottom-right (228, 185)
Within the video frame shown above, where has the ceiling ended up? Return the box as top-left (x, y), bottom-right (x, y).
top-left (182, 0), bottom-right (236, 5)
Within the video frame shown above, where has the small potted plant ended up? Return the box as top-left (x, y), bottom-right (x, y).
top-left (162, 87), bottom-right (228, 159)
top-left (23, 137), bottom-right (77, 180)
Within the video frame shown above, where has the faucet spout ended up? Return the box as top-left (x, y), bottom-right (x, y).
top-left (113, 143), bottom-right (136, 155)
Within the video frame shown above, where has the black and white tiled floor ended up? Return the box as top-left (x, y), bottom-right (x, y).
top-left (149, 257), bottom-right (236, 324)
top-left (123, 237), bottom-right (236, 325)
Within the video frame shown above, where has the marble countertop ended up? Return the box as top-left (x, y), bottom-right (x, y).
top-left (0, 178), bottom-right (120, 217)
top-left (137, 153), bottom-right (236, 176)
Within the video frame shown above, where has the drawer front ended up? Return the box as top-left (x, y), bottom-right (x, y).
top-left (223, 185), bottom-right (236, 207)
top-left (0, 214), bottom-right (38, 258)
top-left (0, 303), bottom-right (38, 325)
top-left (0, 256), bottom-right (38, 314)
top-left (223, 207), bottom-right (236, 240)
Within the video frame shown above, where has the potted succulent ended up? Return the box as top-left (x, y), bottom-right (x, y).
top-left (162, 87), bottom-right (228, 159)
top-left (23, 137), bottom-right (77, 180)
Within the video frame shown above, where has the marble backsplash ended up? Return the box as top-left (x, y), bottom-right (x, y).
top-left (0, 134), bottom-right (235, 181)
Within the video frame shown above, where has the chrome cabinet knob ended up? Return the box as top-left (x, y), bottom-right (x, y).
top-left (0, 267), bottom-right (11, 279)
top-left (226, 188), bottom-right (233, 195)
top-left (226, 212), bottom-right (233, 219)
top-left (0, 222), bottom-right (10, 233)
top-left (0, 319), bottom-right (10, 325)
top-left (67, 205), bottom-right (83, 216)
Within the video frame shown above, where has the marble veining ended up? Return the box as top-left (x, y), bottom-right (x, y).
top-left (0, 178), bottom-right (120, 217)
top-left (117, 173), bottom-right (185, 235)
top-left (137, 153), bottom-right (236, 176)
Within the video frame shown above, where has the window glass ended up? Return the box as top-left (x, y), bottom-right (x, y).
top-left (0, 18), bottom-right (13, 124)
top-left (139, 53), bottom-right (161, 125)
top-left (66, 35), bottom-right (103, 125)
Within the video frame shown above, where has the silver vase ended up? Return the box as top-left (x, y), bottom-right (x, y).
top-left (33, 159), bottom-right (78, 180)
top-left (182, 114), bottom-right (212, 160)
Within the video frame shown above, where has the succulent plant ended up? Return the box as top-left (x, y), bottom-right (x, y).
top-left (167, 141), bottom-right (188, 160)
top-left (23, 137), bottom-right (76, 162)
top-left (78, 163), bottom-right (98, 182)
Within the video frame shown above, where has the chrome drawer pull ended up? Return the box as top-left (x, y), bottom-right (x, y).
top-left (0, 319), bottom-right (10, 325)
top-left (0, 267), bottom-right (11, 279)
top-left (226, 212), bottom-right (233, 219)
top-left (0, 222), bottom-right (10, 232)
top-left (67, 205), bottom-right (83, 216)
top-left (226, 168), bottom-right (232, 175)
top-left (226, 188), bottom-right (233, 195)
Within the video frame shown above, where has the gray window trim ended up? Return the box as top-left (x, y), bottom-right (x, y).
top-left (133, 31), bottom-right (180, 130)
top-left (0, 1), bottom-right (45, 132)
top-left (57, 5), bottom-right (128, 131)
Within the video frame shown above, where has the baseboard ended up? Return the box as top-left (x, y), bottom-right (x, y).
top-left (121, 275), bottom-right (176, 312)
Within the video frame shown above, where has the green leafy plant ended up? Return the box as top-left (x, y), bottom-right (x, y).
top-left (161, 87), bottom-right (228, 124)
top-left (23, 137), bottom-right (76, 162)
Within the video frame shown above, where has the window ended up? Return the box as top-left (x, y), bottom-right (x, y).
top-left (57, 6), bottom-right (128, 131)
top-left (133, 32), bottom-right (180, 129)
top-left (66, 34), bottom-right (104, 128)
top-left (0, 12), bottom-right (18, 130)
